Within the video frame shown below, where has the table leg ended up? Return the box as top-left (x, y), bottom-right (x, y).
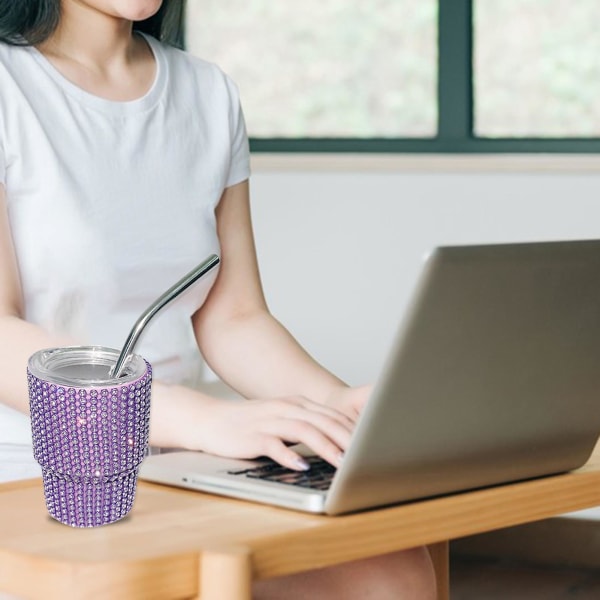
top-left (428, 541), bottom-right (449, 600)
top-left (196, 547), bottom-right (252, 600)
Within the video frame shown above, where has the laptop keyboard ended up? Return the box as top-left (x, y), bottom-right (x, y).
top-left (227, 456), bottom-right (336, 491)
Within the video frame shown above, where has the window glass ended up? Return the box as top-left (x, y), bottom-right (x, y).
top-left (186, 1), bottom-right (437, 138)
top-left (475, 0), bottom-right (600, 138)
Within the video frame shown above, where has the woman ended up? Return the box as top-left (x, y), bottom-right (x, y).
top-left (0, 1), bottom-right (436, 597)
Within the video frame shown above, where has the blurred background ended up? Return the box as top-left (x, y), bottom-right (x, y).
top-left (186, 0), bottom-right (600, 139)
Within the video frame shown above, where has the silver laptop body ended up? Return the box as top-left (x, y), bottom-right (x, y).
top-left (139, 240), bottom-right (600, 515)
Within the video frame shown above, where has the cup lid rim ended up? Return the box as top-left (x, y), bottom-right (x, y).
top-left (28, 345), bottom-right (148, 387)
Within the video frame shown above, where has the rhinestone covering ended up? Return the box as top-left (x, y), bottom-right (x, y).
top-left (28, 362), bottom-right (152, 527)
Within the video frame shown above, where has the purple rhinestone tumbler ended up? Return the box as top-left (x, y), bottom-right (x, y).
top-left (27, 346), bottom-right (152, 527)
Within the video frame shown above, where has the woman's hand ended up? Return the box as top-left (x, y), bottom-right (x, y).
top-left (172, 389), bottom-right (356, 471)
top-left (323, 384), bottom-right (373, 422)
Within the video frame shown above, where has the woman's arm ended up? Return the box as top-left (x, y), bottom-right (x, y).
top-left (0, 184), bottom-right (353, 470)
top-left (0, 184), bottom-right (75, 413)
top-left (193, 181), bottom-right (369, 417)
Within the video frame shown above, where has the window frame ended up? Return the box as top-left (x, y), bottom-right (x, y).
top-left (247, 0), bottom-right (600, 154)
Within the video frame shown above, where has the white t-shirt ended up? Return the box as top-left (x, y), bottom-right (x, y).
top-left (0, 34), bottom-right (250, 476)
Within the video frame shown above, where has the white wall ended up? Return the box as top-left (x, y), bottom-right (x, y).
top-left (251, 164), bottom-right (600, 385)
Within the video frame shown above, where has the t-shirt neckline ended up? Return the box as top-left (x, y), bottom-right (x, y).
top-left (27, 33), bottom-right (167, 116)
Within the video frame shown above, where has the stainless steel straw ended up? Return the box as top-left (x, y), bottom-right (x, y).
top-left (111, 254), bottom-right (220, 377)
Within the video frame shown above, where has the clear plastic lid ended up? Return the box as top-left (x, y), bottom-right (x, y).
top-left (28, 346), bottom-right (147, 386)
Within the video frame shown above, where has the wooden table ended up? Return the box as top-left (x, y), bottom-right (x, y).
top-left (1, 443), bottom-right (600, 600)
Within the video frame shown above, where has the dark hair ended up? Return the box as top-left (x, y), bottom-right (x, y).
top-left (0, 0), bottom-right (186, 49)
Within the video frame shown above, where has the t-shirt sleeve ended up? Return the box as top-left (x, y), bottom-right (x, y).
top-left (225, 77), bottom-right (251, 188)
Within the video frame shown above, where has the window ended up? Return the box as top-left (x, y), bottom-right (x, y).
top-left (185, 0), bottom-right (600, 152)
top-left (186, 0), bottom-right (437, 138)
top-left (475, 0), bottom-right (600, 138)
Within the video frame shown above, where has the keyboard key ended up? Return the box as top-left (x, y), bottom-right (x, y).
top-left (228, 456), bottom-right (336, 491)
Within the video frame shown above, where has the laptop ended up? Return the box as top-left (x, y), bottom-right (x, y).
top-left (139, 240), bottom-right (600, 515)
